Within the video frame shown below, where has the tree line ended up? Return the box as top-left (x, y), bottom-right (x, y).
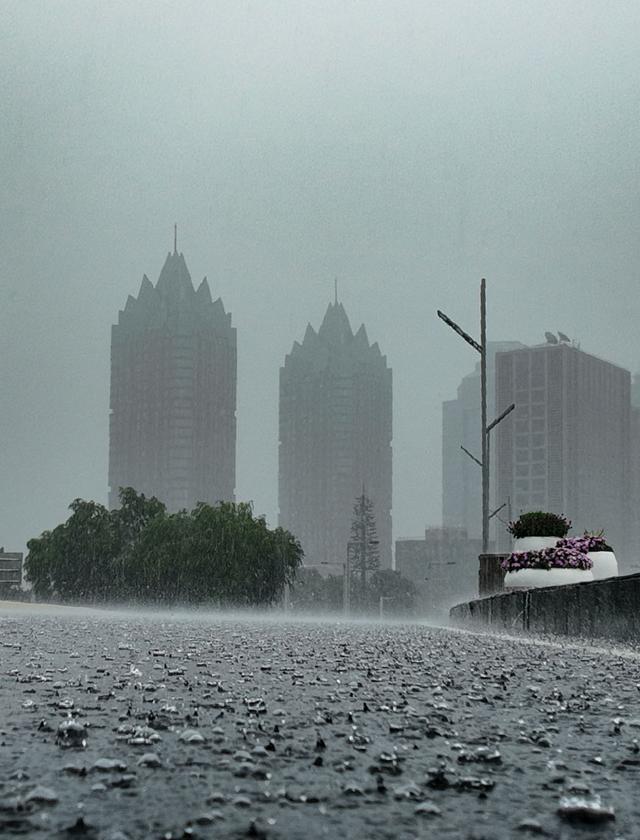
top-left (289, 567), bottom-right (417, 616)
top-left (25, 488), bottom-right (303, 606)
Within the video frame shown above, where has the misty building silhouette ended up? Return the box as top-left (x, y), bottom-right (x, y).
top-left (279, 301), bottom-right (392, 573)
top-left (396, 527), bottom-right (481, 619)
top-left (108, 245), bottom-right (236, 511)
top-left (494, 343), bottom-right (630, 561)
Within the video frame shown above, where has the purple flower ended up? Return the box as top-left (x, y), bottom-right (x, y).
top-left (502, 545), bottom-right (592, 572)
top-left (558, 534), bottom-right (612, 553)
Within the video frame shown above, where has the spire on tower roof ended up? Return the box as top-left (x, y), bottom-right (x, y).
top-left (318, 301), bottom-right (353, 345)
top-left (173, 223), bottom-right (177, 255)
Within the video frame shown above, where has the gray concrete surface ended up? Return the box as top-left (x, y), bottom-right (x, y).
top-left (1, 604), bottom-right (638, 838)
top-left (450, 572), bottom-right (640, 644)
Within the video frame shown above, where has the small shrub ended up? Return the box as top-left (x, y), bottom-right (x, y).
top-left (507, 511), bottom-right (571, 539)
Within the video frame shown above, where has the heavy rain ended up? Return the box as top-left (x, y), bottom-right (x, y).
top-left (2, 603), bottom-right (639, 838)
top-left (3, 2), bottom-right (640, 838)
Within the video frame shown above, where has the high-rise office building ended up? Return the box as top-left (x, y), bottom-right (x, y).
top-left (279, 300), bottom-right (392, 574)
top-left (109, 240), bottom-right (236, 511)
top-left (628, 374), bottom-right (640, 570)
top-left (494, 342), bottom-right (630, 560)
top-left (442, 342), bottom-right (524, 541)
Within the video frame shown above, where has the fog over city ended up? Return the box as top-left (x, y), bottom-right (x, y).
top-left (2, 0), bottom-right (640, 553)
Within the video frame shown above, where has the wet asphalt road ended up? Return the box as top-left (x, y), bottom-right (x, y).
top-left (1, 603), bottom-right (639, 839)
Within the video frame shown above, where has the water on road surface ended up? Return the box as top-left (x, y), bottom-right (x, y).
top-left (0, 603), bottom-right (638, 838)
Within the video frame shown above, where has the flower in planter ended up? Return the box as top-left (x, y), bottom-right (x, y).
top-left (507, 511), bottom-right (571, 539)
top-left (558, 532), bottom-right (613, 553)
top-left (501, 544), bottom-right (592, 573)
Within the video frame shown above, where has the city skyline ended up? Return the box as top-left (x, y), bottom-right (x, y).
top-left (3, 3), bottom-right (640, 554)
top-left (4, 229), bottom-right (640, 559)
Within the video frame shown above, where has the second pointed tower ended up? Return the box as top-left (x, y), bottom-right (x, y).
top-left (279, 300), bottom-right (392, 573)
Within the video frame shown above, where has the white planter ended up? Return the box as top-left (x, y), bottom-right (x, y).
top-left (513, 536), bottom-right (560, 552)
top-left (504, 568), bottom-right (594, 589)
top-left (587, 551), bottom-right (618, 580)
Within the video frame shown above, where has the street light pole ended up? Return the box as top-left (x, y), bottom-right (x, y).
top-left (480, 279), bottom-right (488, 554)
top-left (438, 279), bottom-right (515, 555)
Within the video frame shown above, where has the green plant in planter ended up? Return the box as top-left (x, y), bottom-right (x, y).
top-left (507, 511), bottom-right (571, 539)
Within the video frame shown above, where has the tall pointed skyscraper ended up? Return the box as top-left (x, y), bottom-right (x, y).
top-left (109, 240), bottom-right (236, 511)
top-left (279, 301), bottom-right (392, 573)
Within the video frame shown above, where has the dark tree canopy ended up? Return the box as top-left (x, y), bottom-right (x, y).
top-left (25, 488), bottom-right (303, 607)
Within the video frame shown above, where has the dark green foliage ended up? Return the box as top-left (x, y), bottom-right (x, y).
top-left (288, 568), bottom-right (344, 613)
top-left (289, 567), bottom-right (416, 617)
top-left (507, 511), bottom-right (571, 538)
top-left (25, 488), bottom-right (303, 606)
top-left (367, 570), bottom-right (417, 615)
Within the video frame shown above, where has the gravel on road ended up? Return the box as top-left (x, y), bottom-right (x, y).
top-left (0, 604), bottom-right (638, 839)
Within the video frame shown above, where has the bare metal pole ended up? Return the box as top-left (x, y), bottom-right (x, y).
top-left (489, 502), bottom-right (507, 520)
top-left (436, 310), bottom-right (482, 354)
top-left (480, 279), bottom-right (488, 554)
top-left (461, 445), bottom-right (483, 468)
top-left (487, 402), bottom-right (515, 433)
top-left (438, 279), bottom-right (514, 557)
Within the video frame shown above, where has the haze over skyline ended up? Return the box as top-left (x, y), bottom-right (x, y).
top-left (2, 1), bottom-right (640, 553)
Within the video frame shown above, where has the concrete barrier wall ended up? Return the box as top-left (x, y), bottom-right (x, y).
top-left (450, 573), bottom-right (640, 643)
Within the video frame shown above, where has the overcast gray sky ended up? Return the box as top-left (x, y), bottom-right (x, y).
top-left (1, 0), bottom-right (639, 553)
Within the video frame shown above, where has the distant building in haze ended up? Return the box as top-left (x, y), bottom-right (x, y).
top-left (109, 236), bottom-right (236, 511)
top-left (279, 300), bottom-right (392, 574)
top-left (495, 342), bottom-right (631, 562)
top-left (0, 549), bottom-right (23, 595)
top-left (629, 374), bottom-right (640, 571)
top-left (396, 527), bottom-right (480, 619)
top-left (442, 341), bottom-right (524, 542)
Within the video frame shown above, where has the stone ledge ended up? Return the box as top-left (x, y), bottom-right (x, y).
top-left (450, 572), bottom-right (640, 643)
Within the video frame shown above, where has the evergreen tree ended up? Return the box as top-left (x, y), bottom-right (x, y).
top-left (349, 488), bottom-right (380, 604)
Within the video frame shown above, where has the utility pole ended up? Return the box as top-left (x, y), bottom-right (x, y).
top-left (438, 279), bottom-right (515, 554)
top-left (480, 280), bottom-right (488, 553)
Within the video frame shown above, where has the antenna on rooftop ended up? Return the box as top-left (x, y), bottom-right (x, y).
top-left (334, 276), bottom-right (338, 305)
top-left (174, 223), bottom-right (177, 255)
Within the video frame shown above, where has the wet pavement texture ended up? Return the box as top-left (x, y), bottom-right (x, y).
top-left (1, 606), bottom-right (639, 839)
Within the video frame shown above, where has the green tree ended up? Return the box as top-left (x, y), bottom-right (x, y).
top-left (349, 489), bottom-right (380, 607)
top-left (26, 489), bottom-right (303, 607)
top-left (112, 488), bottom-right (167, 598)
top-left (122, 510), bottom-right (193, 603)
top-left (24, 529), bottom-right (57, 600)
top-left (25, 499), bottom-right (116, 602)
